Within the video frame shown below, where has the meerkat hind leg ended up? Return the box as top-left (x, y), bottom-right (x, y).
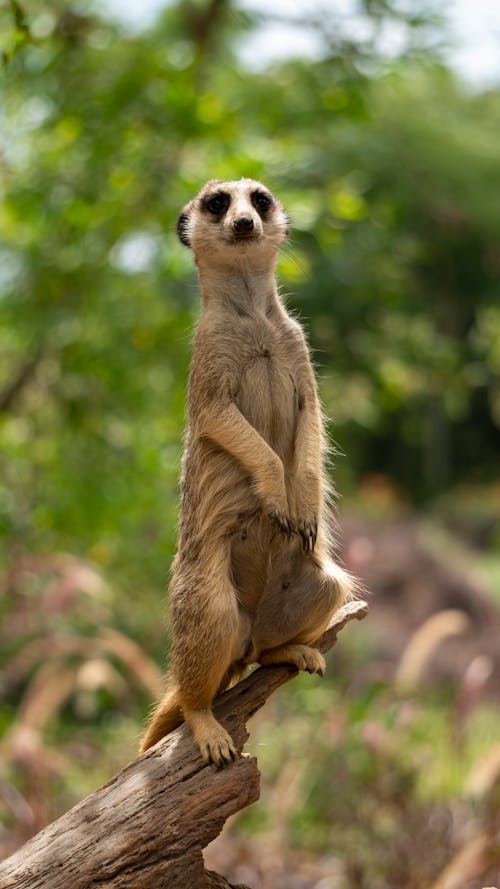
top-left (253, 537), bottom-right (352, 678)
top-left (183, 659), bottom-right (245, 768)
top-left (170, 540), bottom-right (248, 767)
top-left (180, 656), bottom-right (240, 768)
top-left (253, 543), bottom-right (343, 655)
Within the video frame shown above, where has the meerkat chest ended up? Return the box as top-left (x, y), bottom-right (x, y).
top-left (236, 319), bottom-right (298, 455)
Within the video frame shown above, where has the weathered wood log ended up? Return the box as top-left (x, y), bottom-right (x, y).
top-left (0, 600), bottom-right (368, 889)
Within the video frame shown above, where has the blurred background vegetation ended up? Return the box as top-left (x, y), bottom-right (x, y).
top-left (0, 1), bottom-right (499, 886)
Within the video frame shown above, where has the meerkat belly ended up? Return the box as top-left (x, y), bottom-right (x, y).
top-left (230, 514), bottom-right (272, 615)
top-left (238, 354), bottom-right (297, 459)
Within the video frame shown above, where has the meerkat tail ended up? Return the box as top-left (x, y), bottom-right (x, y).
top-left (139, 683), bottom-right (183, 753)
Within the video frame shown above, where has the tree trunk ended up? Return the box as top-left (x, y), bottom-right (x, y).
top-left (0, 600), bottom-right (368, 889)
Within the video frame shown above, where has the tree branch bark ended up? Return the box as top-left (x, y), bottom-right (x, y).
top-left (0, 600), bottom-right (368, 889)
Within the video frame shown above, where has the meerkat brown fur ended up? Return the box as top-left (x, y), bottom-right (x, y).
top-left (140, 178), bottom-right (356, 766)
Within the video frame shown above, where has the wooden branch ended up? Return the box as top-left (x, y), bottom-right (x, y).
top-left (0, 600), bottom-right (368, 889)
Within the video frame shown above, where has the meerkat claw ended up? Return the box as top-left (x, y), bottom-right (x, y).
top-left (206, 742), bottom-right (237, 768)
top-left (298, 516), bottom-right (317, 553)
top-left (268, 509), bottom-right (295, 540)
top-left (211, 739), bottom-right (237, 768)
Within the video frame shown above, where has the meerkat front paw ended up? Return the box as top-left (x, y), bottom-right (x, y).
top-left (293, 473), bottom-right (321, 553)
top-left (253, 458), bottom-right (294, 538)
top-left (263, 484), bottom-right (295, 539)
top-left (297, 514), bottom-right (318, 553)
top-left (267, 502), bottom-right (295, 539)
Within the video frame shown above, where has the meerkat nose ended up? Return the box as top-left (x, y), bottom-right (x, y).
top-left (233, 216), bottom-right (254, 233)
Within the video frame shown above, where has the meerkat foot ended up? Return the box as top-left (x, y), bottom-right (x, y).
top-left (259, 643), bottom-right (326, 677)
top-left (185, 709), bottom-right (238, 768)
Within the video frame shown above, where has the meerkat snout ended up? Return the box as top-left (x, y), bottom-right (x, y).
top-left (233, 215), bottom-right (254, 235)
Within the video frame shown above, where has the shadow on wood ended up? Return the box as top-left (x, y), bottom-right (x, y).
top-left (0, 600), bottom-right (368, 889)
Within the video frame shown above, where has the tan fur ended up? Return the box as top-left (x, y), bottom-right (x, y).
top-left (140, 178), bottom-right (356, 766)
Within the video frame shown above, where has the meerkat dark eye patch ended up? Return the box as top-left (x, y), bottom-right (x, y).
top-left (251, 191), bottom-right (272, 215)
top-left (203, 192), bottom-right (230, 216)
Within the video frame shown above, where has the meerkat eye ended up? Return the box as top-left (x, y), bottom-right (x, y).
top-left (204, 193), bottom-right (230, 215)
top-left (251, 191), bottom-right (272, 214)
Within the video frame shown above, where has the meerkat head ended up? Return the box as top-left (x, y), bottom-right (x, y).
top-left (176, 178), bottom-right (290, 267)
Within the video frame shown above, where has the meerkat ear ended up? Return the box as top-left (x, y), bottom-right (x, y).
top-left (177, 210), bottom-right (191, 247)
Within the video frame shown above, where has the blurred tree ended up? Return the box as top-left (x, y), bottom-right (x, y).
top-left (0, 0), bottom-right (31, 64)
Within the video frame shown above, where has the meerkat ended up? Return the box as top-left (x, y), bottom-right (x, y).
top-left (140, 178), bottom-right (356, 767)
